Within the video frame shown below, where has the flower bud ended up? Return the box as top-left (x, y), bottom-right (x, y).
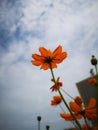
top-left (37, 116), bottom-right (41, 121)
top-left (46, 125), bottom-right (50, 130)
top-left (91, 55), bottom-right (97, 66)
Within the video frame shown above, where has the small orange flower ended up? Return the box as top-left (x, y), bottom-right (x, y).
top-left (92, 125), bottom-right (98, 130)
top-left (82, 124), bottom-right (97, 130)
top-left (60, 98), bottom-right (96, 121)
top-left (31, 45), bottom-right (67, 70)
top-left (50, 77), bottom-right (62, 92)
top-left (82, 124), bottom-right (88, 130)
top-left (51, 95), bottom-right (62, 106)
top-left (88, 78), bottom-right (97, 85)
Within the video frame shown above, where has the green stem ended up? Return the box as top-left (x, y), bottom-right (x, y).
top-left (50, 67), bottom-right (82, 130)
top-left (61, 88), bottom-right (74, 100)
top-left (95, 65), bottom-right (98, 124)
top-left (59, 104), bottom-right (79, 129)
top-left (83, 117), bottom-right (91, 130)
top-left (59, 104), bottom-right (65, 113)
top-left (95, 65), bottom-right (98, 75)
top-left (58, 88), bottom-right (82, 130)
top-left (72, 121), bottom-right (80, 130)
top-left (38, 121), bottom-right (40, 130)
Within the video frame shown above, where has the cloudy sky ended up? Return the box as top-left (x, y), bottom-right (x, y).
top-left (0, 0), bottom-right (98, 130)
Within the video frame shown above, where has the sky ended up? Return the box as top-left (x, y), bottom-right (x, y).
top-left (0, 0), bottom-right (98, 130)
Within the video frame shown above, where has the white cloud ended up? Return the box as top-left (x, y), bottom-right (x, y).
top-left (0, 0), bottom-right (98, 130)
top-left (0, 0), bottom-right (22, 32)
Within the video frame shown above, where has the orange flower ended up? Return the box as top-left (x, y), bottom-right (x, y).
top-left (82, 124), bottom-right (97, 130)
top-left (60, 98), bottom-right (96, 121)
top-left (51, 95), bottom-right (62, 106)
top-left (31, 45), bottom-right (67, 70)
top-left (50, 77), bottom-right (62, 92)
top-left (88, 78), bottom-right (97, 85)
top-left (82, 124), bottom-right (88, 130)
top-left (92, 125), bottom-right (98, 130)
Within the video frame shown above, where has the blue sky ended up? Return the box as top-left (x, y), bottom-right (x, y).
top-left (0, 0), bottom-right (98, 130)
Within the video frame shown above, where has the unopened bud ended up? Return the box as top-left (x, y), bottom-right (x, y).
top-left (37, 116), bottom-right (41, 121)
top-left (91, 55), bottom-right (97, 66)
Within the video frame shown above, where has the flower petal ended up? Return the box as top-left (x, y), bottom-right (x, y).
top-left (86, 98), bottom-right (96, 109)
top-left (88, 78), bottom-right (97, 85)
top-left (69, 101), bottom-right (82, 112)
top-left (51, 62), bottom-right (57, 68)
top-left (31, 54), bottom-right (44, 66)
top-left (39, 47), bottom-right (51, 57)
top-left (74, 96), bottom-right (83, 106)
top-left (85, 108), bottom-right (97, 120)
top-left (53, 52), bottom-right (67, 63)
top-left (75, 114), bottom-right (83, 120)
top-left (40, 63), bottom-right (50, 70)
top-left (50, 77), bottom-right (62, 92)
top-left (82, 124), bottom-right (88, 130)
top-left (60, 113), bottom-right (82, 121)
top-left (32, 54), bottom-right (44, 62)
top-left (31, 60), bottom-right (42, 66)
top-left (51, 95), bottom-right (62, 106)
top-left (60, 113), bottom-right (73, 121)
top-left (53, 45), bottom-right (62, 56)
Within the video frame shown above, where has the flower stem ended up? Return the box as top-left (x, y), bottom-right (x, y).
top-left (95, 65), bottom-right (98, 124)
top-left (59, 104), bottom-right (65, 113)
top-left (61, 88), bottom-right (74, 100)
top-left (38, 121), bottom-right (41, 130)
top-left (83, 117), bottom-right (91, 130)
top-left (50, 67), bottom-right (82, 130)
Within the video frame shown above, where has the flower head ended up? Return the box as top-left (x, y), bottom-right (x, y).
top-left (51, 95), bottom-right (62, 106)
top-left (31, 45), bottom-right (67, 70)
top-left (82, 124), bottom-right (88, 130)
top-left (60, 98), bottom-right (96, 121)
top-left (50, 77), bottom-right (62, 92)
top-left (82, 124), bottom-right (97, 130)
top-left (88, 78), bottom-right (97, 85)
